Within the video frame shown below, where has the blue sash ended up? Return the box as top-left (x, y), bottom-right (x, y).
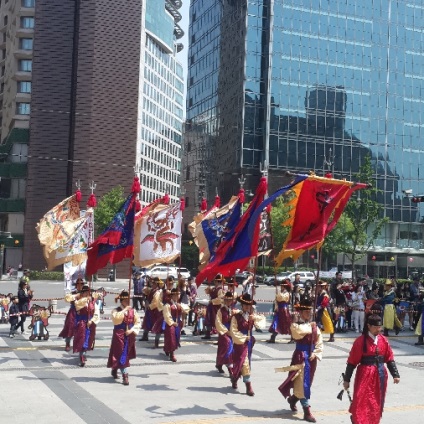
top-left (296, 343), bottom-right (315, 399)
top-left (119, 323), bottom-right (133, 366)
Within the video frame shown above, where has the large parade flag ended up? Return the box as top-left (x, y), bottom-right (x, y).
top-left (86, 182), bottom-right (139, 276)
top-left (195, 177), bottom-right (268, 285)
top-left (250, 174), bottom-right (367, 265)
top-left (133, 202), bottom-right (183, 267)
top-left (188, 195), bottom-right (241, 270)
top-left (37, 194), bottom-right (88, 270)
top-left (44, 208), bottom-right (94, 271)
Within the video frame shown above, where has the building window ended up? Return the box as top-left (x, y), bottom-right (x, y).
top-left (20, 17), bottom-right (34, 29)
top-left (18, 81), bottom-right (31, 93)
top-left (4, 16), bottom-right (8, 26)
top-left (22, 0), bottom-right (35, 7)
top-left (19, 59), bottom-right (32, 71)
top-left (16, 103), bottom-right (30, 115)
top-left (19, 38), bottom-right (33, 50)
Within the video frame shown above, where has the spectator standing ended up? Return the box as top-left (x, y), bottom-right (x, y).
top-left (188, 276), bottom-right (197, 326)
top-left (132, 271), bottom-right (145, 311)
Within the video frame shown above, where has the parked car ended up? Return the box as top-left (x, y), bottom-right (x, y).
top-left (145, 266), bottom-right (178, 280)
top-left (177, 267), bottom-right (191, 279)
top-left (263, 271), bottom-right (291, 286)
top-left (287, 271), bottom-right (316, 287)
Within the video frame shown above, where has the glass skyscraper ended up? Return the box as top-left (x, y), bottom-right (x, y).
top-left (138, 0), bottom-right (184, 203)
top-left (183, 0), bottom-right (424, 276)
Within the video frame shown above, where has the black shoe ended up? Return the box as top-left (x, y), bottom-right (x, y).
top-left (201, 335), bottom-right (211, 340)
top-left (139, 336), bottom-right (148, 341)
top-left (215, 365), bottom-right (224, 373)
top-left (181, 330), bottom-right (186, 336)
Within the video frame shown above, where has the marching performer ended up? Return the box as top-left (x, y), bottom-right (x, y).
top-left (73, 284), bottom-right (100, 367)
top-left (267, 278), bottom-right (292, 343)
top-left (203, 273), bottom-right (225, 339)
top-left (277, 298), bottom-right (323, 423)
top-left (414, 288), bottom-right (424, 345)
top-left (343, 313), bottom-right (400, 424)
top-left (162, 288), bottom-right (189, 362)
top-left (215, 291), bottom-right (237, 374)
top-left (139, 277), bottom-right (163, 344)
top-left (230, 293), bottom-right (265, 396)
top-left (380, 279), bottom-right (402, 336)
top-left (316, 280), bottom-right (335, 342)
top-left (59, 278), bottom-right (85, 351)
top-left (108, 290), bottom-right (141, 386)
top-left (151, 276), bottom-right (174, 347)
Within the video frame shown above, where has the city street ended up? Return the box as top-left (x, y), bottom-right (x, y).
top-left (0, 279), bottom-right (423, 423)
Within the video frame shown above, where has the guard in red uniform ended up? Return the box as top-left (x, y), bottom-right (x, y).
top-left (163, 288), bottom-right (189, 362)
top-left (343, 313), bottom-right (400, 424)
top-left (267, 279), bottom-right (292, 343)
top-left (215, 291), bottom-right (236, 374)
top-left (73, 284), bottom-right (100, 367)
top-left (107, 290), bottom-right (141, 386)
top-left (230, 293), bottom-right (265, 396)
top-left (203, 273), bottom-right (225, 339)
top-left (278, 298), bottom-right (323, 423)
top-left (59, 278), bottom-right (85, 351)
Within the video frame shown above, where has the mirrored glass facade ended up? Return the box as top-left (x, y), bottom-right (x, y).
top-left (184, 0), bottom-right (424, 274)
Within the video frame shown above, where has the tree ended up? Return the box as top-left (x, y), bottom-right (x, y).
top-left (94, 186), bottom-right (126, 236)
top-left (337, 155), bottom-right (389, 279)
top-left (321, 213), bottom-right (354, 269)
top-left (270, 196), bottom-right (293, 267)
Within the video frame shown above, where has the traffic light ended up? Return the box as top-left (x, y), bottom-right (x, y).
top-left (411, 196), bottom-right (424, 203)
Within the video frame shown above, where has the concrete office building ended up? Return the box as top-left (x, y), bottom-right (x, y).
top-left (0, 0), bottom-right (184, 272)
top-left (183, 0), bottom-right (424, 278)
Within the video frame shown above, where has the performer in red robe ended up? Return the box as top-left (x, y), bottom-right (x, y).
top-left (107, 290), bottom-right (141, 386)
top-left (215, 291), bottom-right (236, 374)
top-left (163, 288), bottom-right (189, 362)
top-left (58, 278), bottom-right (84, 351)
top-left (277, 298), bottom-right (323, 423)
top-left (343, 313), bottom-right (400, 424)
top-left (230, 293), bottom-right (265, 396)
top-left (267, 279), bottom-right (292, 343)
top-left (151, 276), bottom-right (174, 347)
top-left (203, 274), bottom-right (225, 339)
top-left (139, 277), bottom-right (163, 343)
top-left (73, 284), bottom-right (100, 367)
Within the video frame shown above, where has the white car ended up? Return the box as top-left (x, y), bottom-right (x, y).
top-left (287, 271), bottom-right (316, 287)
top-left (177, 268), bottom-right (191, 279)
top-left (145, 266), bottom-right (178, 280)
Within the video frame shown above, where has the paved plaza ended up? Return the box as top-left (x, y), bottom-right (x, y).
top-left (0, 279), bottom-right (423, 423)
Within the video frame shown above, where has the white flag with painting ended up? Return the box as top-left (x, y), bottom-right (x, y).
top-left (134, 202), bottom-right (182, 267)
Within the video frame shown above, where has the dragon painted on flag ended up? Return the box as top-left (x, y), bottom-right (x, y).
top-left (133, 202), bottom-right (183, 267)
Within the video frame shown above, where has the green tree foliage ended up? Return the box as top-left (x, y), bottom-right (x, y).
top-left (181, 243), bottom-right (199, 274)
top-left (334, 155), bottom-right (388, 278)
top-left (94, 186), bottom-right (126, 236)
top-left (270, 196), bottom-right (292, 255)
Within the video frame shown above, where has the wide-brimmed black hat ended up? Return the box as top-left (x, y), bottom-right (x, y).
top-left (80, 284), bottom-right (92, 294)
top-left (115, 290), bottom-right (130, 303)
top-left (237, 293), bottom-right (256, 306)
top-left (224, 291), bottom-right (234, 300)
top-left (294, 298), bottom-right (313, 310)
top-left (73, 278), bottom-right (85, 286)
top-left (214, 273), bottom-right (225, 282)
top-left (366, 314), bottom-right (382, 326)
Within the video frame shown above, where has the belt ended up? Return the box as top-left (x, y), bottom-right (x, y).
top-left (361, 355), bottom-right (384, 365)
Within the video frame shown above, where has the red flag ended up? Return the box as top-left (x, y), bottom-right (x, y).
top-left (275, 175), bottom-right (366, 264)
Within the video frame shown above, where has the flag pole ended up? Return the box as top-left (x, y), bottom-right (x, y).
top-left (130, 165), bottom-right (142, 294)
top-left (87, 180), bottom-right (97, 290)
